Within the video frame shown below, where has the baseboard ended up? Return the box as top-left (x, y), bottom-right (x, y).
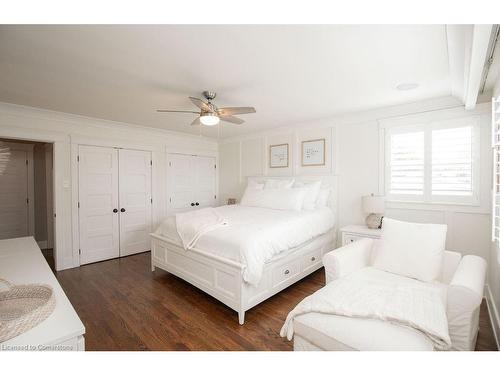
top-left (485, 284), bottom-right (500, 350)
top-left (37, 240), bottom-right (48, 249)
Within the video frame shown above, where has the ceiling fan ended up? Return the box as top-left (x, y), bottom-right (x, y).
top-left (157, 91), bottom-right (256, 126)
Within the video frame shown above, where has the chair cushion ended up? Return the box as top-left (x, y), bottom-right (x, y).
top-left (293, 267), bottom-right (448, 351)
top-left (373, 218), bottom-right (447, 282)
top-left (294, 313), bottom-right (434, 351)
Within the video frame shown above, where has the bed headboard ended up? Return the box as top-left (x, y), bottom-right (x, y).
top-left (246, 175), bottom-right (338, 213)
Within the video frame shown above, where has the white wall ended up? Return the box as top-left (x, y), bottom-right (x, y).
top-left (0, 102), bottom-right (218, 271)
top-left (220, 126), bottom-right (335, 203)
top-left (219, 97), bottom-right (492, 262)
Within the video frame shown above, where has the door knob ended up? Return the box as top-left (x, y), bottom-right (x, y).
top-left (195, 202), bottom-right (199, 206)
top-left (120, 208), bottom-right (126, 212)
top-left (190, 203), bottom-right (195, 206)
top-left (113, 208), bottom-right (118, 213)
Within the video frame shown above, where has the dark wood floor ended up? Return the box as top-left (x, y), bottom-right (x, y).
top-left (45, 251), bottom-right (498, 351)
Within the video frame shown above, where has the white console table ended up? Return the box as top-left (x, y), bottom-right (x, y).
top-left (0, 237), bottom-right (85, 351)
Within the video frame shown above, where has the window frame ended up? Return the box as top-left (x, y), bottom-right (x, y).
top-left (383, 116), bottom-right (480, 206)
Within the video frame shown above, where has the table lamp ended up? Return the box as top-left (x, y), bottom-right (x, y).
top-left (362, 194), bottom-right (385, 229)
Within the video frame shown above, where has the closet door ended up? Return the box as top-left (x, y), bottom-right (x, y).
top-left (78, 145), bottom-right (119, 264)
top-left (118, 149), bottom-right (152, 257)
top-left (167, 153), bottom-right (196, 213)
top-left (0, 149), bottom-right (30, 240)
top-left (195, 156), bottom-right (217, 208)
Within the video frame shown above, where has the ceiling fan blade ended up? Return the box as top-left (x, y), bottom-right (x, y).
top-left (189, 97), bottom-right (210, 111)
top-left (157, 110), bottom-right (199, 114)
top-left (219, 115), bottom-right (245, 125)
top-left (217, 106), bottom-right (256, 116)
top-left (190, 117), bottom-right (201, 126)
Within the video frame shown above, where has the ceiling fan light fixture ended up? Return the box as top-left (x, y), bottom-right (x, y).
top-left (200, 114), bottom-right (220, 126)
top-left (157, 91), bottom-right (255, 126)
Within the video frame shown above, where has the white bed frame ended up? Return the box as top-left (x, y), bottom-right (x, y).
top-left (150, 175), bottom-right (338, 324)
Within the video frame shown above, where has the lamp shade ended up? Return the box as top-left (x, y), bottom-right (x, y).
top-left (362, 195), bottom-right (385, 214)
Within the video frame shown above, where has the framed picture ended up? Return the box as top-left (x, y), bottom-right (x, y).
top-left (269, 143), bottom-right (289, 168)
top-left (301, 138), bottom-right (325, 166)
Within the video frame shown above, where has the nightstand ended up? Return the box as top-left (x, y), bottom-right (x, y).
top-left (340, 225), bottom-right (382, 246)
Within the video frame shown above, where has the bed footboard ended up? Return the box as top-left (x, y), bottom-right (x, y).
top-left (150, 230), bottom-right (336, 324)
top-left (151, 233), bottom-right (245, 316)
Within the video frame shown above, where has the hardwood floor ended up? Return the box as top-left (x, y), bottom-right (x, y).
top-left (49, 251), bottom-right (498, 351)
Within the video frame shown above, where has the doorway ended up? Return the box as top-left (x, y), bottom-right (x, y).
top-left (0, 138), bottom-right (54, 266)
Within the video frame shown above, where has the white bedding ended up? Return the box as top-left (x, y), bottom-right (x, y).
top-left (175, 207), bottom-right (228, 249)
top-left (280, 267), bottom-right (451, 350)
top-left (155, 205), bottom-right (335, 285)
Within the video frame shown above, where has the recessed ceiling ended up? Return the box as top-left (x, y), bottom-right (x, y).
top-left (0, 25), bottom-right (451, 138)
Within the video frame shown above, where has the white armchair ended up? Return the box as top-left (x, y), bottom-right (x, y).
top-left (317, 238), bottom-right (487, 351)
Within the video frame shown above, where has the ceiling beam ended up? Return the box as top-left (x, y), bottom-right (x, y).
top-left (446, 24), bottom-right (493, 109)
top-left (465, 25), bottom-right (494, 108)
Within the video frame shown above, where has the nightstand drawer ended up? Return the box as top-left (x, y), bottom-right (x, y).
top-left (340, 225), bottom-right (382, 246)
top-left (342, 234), bottom-right (365, 246)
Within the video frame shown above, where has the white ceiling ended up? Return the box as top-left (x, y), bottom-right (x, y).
top-left (0, 25), bottom-right (451, 138)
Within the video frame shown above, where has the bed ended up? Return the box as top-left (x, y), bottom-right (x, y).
top-left (150, 176), bottom-right (338, 324)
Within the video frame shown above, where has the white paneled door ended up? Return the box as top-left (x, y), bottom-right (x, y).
top-left (196, 156), bottom-right (217, 208)
top-left (167, 153), bottom-right (216, 214)
top-left (118, 149), bottom-right (152, 257)
top-left (168, 154), bottom-right (196, 213)
top-left (0, 149), bottom-right (30, 240)
top-left (78, 146), bottom-right (152, 264)
top-left (78, 146), bottom-right (120, 264)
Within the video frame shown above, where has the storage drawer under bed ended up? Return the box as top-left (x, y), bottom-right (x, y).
top-left (301, 248), bottom-right (322, 273)
top-left (272, 259), bottom-right (301, 289)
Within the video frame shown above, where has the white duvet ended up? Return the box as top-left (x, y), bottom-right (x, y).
top-left (155, 205), bottom-right (335, 285)
top-left (175, 207), bottom-right (228, 249)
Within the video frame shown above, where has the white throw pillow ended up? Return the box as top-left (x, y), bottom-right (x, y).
top-left (294, 181), bottom-right (322, 210)
top-left (264, 179), bottom-right (294, 189)
top-left (372, 218), bottom-right (447, 282)
top-left (247, 180), bottom-right (264, 190)
top-left (240, 187), bottom-right (306, 211)
top-left (315, 188), bottom-right (331, 208)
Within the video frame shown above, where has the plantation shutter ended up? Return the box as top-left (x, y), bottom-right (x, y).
top-left (493, 98), bottom-right (500, 244)
top-left (389, 131), bottom-right (425, 195)
top-left (431, 126), bottom-right (473, 196)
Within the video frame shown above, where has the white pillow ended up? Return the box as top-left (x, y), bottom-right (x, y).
top-left (247, 180), bottom-right (264, 190)
top-left (315, 188), bottom-right (331, 208)
top-left (264, 179), bottom-right (294, 189)
top-left (294, 181), bottom-right (322, 210)
top-left (372, 218), bottom-right (447, 282)
top-left (240, 187), bottom-right (306, 211)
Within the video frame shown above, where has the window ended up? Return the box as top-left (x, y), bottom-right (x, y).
top-left (492, 98), bottom-right (500, 250)
top-left (385, 117), bottom-right (479, 205)
top-left (389, 131), bottom-right (424, 195)
top-left (431, 127), bottom-right (473, 197)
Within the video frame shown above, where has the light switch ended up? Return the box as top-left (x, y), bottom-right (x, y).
top-left (63, 179), bottom-right (71, 189)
